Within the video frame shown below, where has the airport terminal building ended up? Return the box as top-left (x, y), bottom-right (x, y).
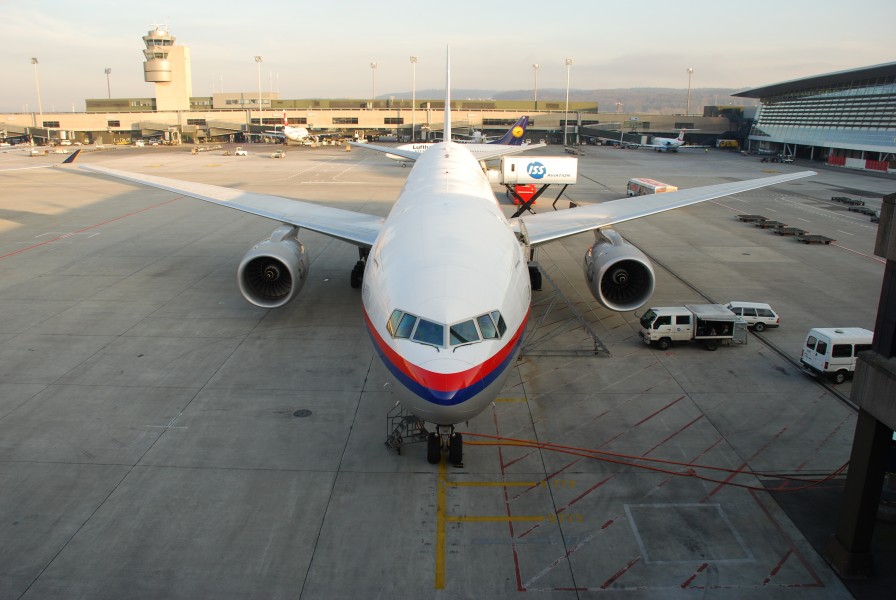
top-left (735, 62), bottom-right (896, 173)
top-left (2, 27), bottom-right (894, 176)
top-left (0, 26), bottom-right (736, 149)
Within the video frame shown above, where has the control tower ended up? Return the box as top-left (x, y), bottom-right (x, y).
top-left (142, 26), bottom-right (192, 111)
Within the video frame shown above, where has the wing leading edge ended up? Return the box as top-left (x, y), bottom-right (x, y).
top-left (517, 170), bottom-right (816, 246)
top-left (72, 163), bottom-right (384, 247)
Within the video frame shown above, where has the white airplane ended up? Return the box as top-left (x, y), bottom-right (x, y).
top-left (365, 115), bottom-right (535, 166)
top-left (61, 51), bottom-right (815, 465)
top-left (633, 128), bottom-right (702, 152)
top-left (265, 111), bottom-right (312, 143)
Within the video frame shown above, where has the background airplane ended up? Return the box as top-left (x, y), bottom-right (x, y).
top-left (372, 115), bottom-right (532, 165)
top-left (61, 52), bottom-right (814, 466)
top-left (633, 128), bottom-right (706, 152)
top-left (264, 111), bottom-right (312, 143)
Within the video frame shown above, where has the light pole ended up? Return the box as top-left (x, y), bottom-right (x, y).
top-left (30, 58), bottom-right (43, 118)
top-left (254, 56), bottom-right (263, 131)
top-left (370, 62), bottom-right (377, 107)
top-left (410, 56), bottom-right (417, 142)
top-left (105, 68), bottom-right (112, 99)
top-left (686, 67), bottom-right (694, 116)
top-left (533, 63), bottom-right (539, 110)
top-left (564, 58), bottom-right (572, 146)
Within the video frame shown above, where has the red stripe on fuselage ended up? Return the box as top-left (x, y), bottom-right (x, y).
top-left (363, 308), bottom-right (528, 394)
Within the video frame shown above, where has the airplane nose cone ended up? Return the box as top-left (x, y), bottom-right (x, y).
top-left (417, 357), bottom-right (476, 402)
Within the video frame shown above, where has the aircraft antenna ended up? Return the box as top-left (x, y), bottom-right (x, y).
top-left (444, 46), bottom-right (451, 143)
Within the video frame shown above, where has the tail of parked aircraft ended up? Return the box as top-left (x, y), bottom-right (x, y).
top-left (488, 116), bottom-right (529, 146)
top-left (677, 129), bottom-right (686, 141)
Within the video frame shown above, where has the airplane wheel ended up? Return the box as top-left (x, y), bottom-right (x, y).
top-left (350, 261), bottom-right (364, 289)
top-left (448, 432), bottom-right (463, 467)
top-left (528, 265), bottom-right (542, 291)
top-left (427, 432), bottom-right (441, 464)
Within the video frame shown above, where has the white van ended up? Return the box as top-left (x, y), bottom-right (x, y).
top-left (725, 301), bottom-right (780, 332)
top-left (800, 327), bottom-right (873, 384)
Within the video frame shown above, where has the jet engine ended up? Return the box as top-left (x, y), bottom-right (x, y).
top-left (583, 229), bottom-right (655, 312)
top-left (237, 225), bottom-right (309, 308)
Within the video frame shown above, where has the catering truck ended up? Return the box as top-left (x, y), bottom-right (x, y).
top-left (626, 178), bottom-right (678, 197)
top-left (487, 156), bottom-right (578, 185)
top-left (639, 304), bottom-right (748, 351)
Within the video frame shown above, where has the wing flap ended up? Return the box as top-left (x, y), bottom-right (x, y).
top-left (518, 171), bottom-right (816, 246)
top-left (74, 163), bottom-right (383, 247)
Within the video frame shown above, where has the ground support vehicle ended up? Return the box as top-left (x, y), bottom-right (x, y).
top-left (626, 178), bottom-right (677, 197)
top-left (800, 327), bottom-right (874, 384)
top-left (639, 304), bottom-right (748, 351)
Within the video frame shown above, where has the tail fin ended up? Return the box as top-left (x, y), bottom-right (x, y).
top-left (489, 116), bottom-right (529, 146)
top-left (283, 111), bottom-right (288, 127)
top-left (677, 129), bottom-right (686, 141)
top-left (443, 46), bottom-right (451, 143)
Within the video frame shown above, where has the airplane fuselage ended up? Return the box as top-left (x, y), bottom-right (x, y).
top-left (283, 126), bottom-right (310, 142)
top-left (362, 141), bottom-right (530, 424)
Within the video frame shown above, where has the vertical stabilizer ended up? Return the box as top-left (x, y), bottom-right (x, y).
top-left (444, 46), bottom-right (451, 143)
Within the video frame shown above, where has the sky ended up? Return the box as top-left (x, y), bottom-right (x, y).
top-left (3, 0), bottom-right (894, 112)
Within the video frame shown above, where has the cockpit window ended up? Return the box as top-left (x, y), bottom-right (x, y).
top-left (387, 310), bottom-right (403, 337)
top-left (491, 311), bottom-right (507, 336)
top-left (412, 319), bottom-right (444, 347)
top-left (477, 314), bottom-right (498, 339)
top-left (396, 313), bottom-right (417, 338)
top-left (387, 309), bottom-right (507, 348)
top-left (387, 310), bottom-right (418, 339)
top-left (450, 320), bottom-right (481, 346)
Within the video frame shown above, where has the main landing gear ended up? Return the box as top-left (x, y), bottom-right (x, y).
top-left (427, 425), bottom-right (463, 467)
top-left (350, 247), bottom-right (369, 289)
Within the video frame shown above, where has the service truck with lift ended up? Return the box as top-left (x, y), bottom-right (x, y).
top-left (639, 304), bottom-right (748, 351)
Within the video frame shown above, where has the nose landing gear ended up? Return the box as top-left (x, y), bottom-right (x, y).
top-left (428, 425), bottom-right (463, 467)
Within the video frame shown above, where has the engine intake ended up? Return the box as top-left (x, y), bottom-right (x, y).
top-left (583, 229), bottom-right (655, 312)
top-left (238, 225), bottom-right (309, 308)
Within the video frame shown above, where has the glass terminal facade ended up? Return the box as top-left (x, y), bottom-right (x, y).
top-left (735, 63), bottom-right (896, 172)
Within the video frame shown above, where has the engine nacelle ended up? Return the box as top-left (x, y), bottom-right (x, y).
top-left (238, 225), bottom-right (309, 308)
top-left (583, 229), bottom-right (655, 312)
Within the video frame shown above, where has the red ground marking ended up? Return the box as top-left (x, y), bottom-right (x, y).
top-left (0, 197), bottom-right (182, 261)
top-left (601, 556), bottom-right (641, 589)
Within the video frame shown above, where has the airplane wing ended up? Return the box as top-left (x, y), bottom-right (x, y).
top-left (1, 150), bottom-right (77, 171)
top-left (469, 142), bottom-right (546, 161)
top-left (351, 142), bottom-right (420, 161)
top-left (516, 171), bottom-right (816, 246)
top-left (68, 161), bottom-right (384, 247)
